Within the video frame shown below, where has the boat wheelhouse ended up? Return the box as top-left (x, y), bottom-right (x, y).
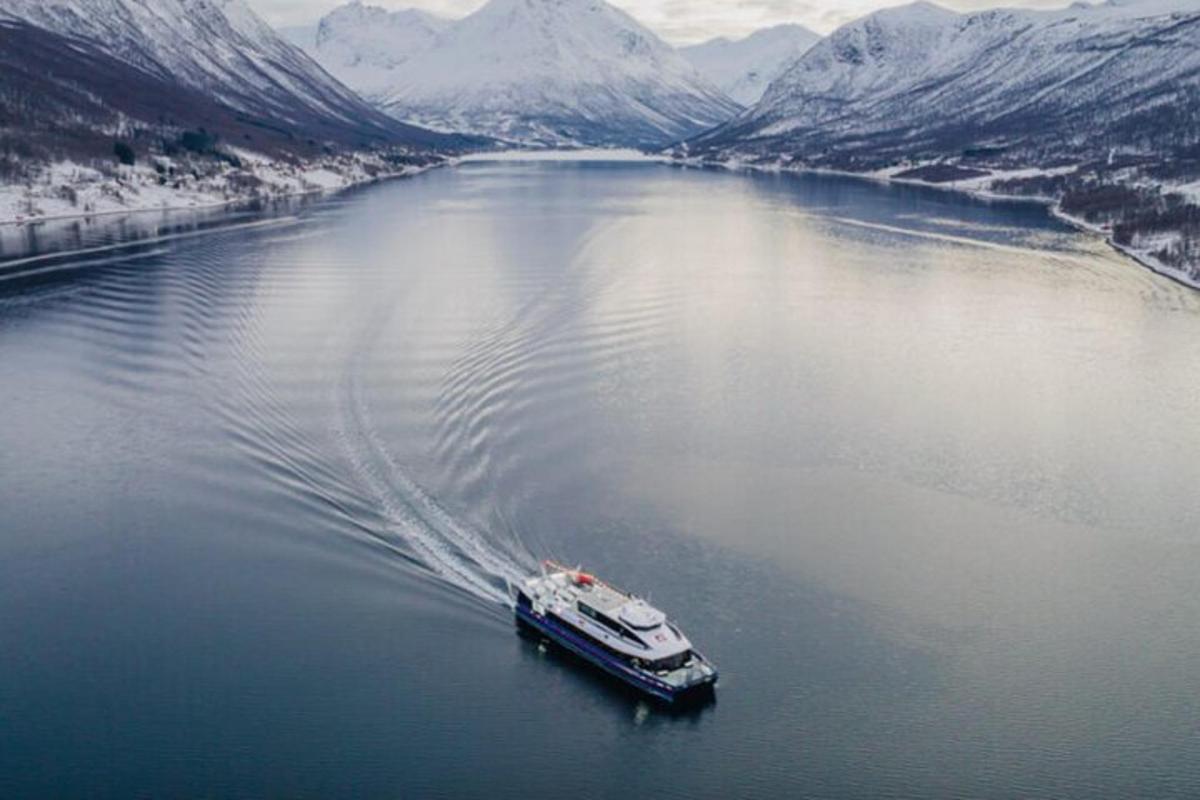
top-left (513, 561), bottom-right (717, 703)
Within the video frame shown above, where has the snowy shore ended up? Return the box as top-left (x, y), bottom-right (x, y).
top-left (0, 150), bottom-right (445, 228)
top-left (676, 155), bottom-right (1200, 292)
top-left (891, 173), bottom-right (1200, 292)
top-left (459, 148), bottom-right (663, 163)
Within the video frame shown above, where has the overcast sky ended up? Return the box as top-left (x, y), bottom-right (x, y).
top-left (249, 0), bottom-right (1079, 44)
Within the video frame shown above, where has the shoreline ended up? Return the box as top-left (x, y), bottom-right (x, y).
top-left (459, 148), bottom-right (663, 163)
top-left (676, 156), bottom-right (1200, 292)
top-left (1, 193), bottom-right (270, 229)
top-left (0, 158), bottom-right (450, 230)
top-left (9, 151), bottom-right (1196, 294)
top-left (1047, 203), bottom-right (1200, 292)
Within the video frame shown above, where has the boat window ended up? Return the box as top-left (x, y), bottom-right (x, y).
top-left (579, 602), bottom-right (636, 639)
top-left (621, 629), bottom-right (646, 647)
top-left (650, 650), bottom-right (692, 671)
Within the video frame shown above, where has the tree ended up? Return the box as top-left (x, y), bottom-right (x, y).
top-left (179, 129), bottom-right (216, 154)
top-left (114, 141), bottom-right (136, 166)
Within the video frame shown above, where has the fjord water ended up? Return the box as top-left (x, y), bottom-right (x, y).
top-left (3, 158), bottom-right (1200, 799)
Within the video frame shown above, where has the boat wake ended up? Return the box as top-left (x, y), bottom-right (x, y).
top-left (194, 224), bottom-right (538, 613)
top-left (334, 362), bottom-right (532, 607)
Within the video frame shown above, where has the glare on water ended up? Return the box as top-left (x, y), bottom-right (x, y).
top-left (2, 159), bottom-right (1199, 799)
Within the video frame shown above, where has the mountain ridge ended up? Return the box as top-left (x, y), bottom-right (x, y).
top-left (0, 0), bottom-right (468, 224)
top-left (0, 0), bottom-right (454, 151)
top-left (305, 0), bottom-right (741, 147)
top-left (303, 0), bottom-right (451, 97)
top-left (693, 0), bottom-right (1200, 167)
top-left (681, 24), bottom-right (820, 106)
top-left (683, 0), bottom-right (1200, 287)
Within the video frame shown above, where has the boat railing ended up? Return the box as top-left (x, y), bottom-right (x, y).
top-left (541, 559), bottom-right (631, 597)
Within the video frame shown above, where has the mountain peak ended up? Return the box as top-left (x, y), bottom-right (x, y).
top-left (466, 0), bottom-right (649, 37)
top-left (682, 23), bottom-right (821, 105)
top-left (0, 0), bottom-right (453, 159)
top-left (307, 0), bottom-right (739, 146)
top-left (310, 1), bottom-right (452, 95)
top-left (694, 0), bottom-right (1199, 180)
top-left (869, 1), bottom-right (959, 22)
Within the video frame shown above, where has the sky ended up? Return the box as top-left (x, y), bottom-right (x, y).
top-left (250, 0), bottom-right (1079, 44)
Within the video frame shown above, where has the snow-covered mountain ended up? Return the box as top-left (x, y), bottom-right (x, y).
top-left (289, 1), bottom-right (451, 98)
top-left (680, 24), bottom-right (820, 106)
top-left (0, 0), bottom-right (450, 151)
top-left (692, 0), bottom-right (1200, 169)
top-left (306, 0), bottom-right (742, 147)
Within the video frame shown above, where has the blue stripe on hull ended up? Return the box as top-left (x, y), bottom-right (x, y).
top-left (516, 605), bottom-right (708, 703)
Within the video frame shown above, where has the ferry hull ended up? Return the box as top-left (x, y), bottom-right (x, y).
top-left (515, 603), bottom-right (716, 705)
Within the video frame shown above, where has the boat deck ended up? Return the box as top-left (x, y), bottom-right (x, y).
top-left (516, 565), bottom-right (718, 702)
top-left (524, 570), bottom-right (628, 613)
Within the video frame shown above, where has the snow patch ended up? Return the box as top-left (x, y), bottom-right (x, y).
top-left (0, 152), bottom-right (440, 227)
top-left (681, 25), bottom-right (820, 106)
top-left (305, 0), bottom-right (739, 147)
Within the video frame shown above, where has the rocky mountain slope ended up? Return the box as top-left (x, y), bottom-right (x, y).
top-left (0, 0), bottom-right (452, 152)
top-left (0, 0), bottom-right (465, 223)
top-left (693, 0), bottom-right (1199, 167)
top-left (680, 24), bottom-right (820, 106)
top-left (288, 1), bottom-right (450, 98)
top-left (684, 0), bottom-right (1200, 287)
top-left (305, 0), bottom-right (741, 147)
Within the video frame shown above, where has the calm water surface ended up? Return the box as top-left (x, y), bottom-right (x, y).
top-left (3, 159), bottom-right (1199, 799)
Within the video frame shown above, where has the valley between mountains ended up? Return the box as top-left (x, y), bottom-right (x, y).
top-left (1, 0), bottom-right (1197, 285)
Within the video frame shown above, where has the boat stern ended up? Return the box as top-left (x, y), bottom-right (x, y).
top-left (649, 651), bottom-right (718, 703)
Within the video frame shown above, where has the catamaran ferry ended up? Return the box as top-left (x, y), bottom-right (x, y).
top-left (513, 561), bottom-right (718, 703)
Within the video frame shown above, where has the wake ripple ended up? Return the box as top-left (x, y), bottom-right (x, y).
top-left (140, 217), bottom-right (539, 612)
top-left (334, 364), bottom-right (530, 606)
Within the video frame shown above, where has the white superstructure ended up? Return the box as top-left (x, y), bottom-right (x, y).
top-left (516, 562), bottom-right (717, 696)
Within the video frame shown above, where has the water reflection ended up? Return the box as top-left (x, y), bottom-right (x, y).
top-left (0, 195), bottom-right (327, 287)
top-left (3, 160), bottom-right (1200, 799)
